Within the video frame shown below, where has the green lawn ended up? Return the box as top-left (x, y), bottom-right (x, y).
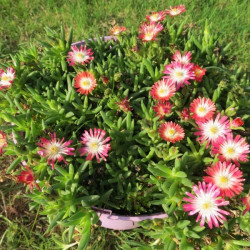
top-left (0, 0), bottom-right (249, 68)
top-left (0, 0), bottom-right (249, 248)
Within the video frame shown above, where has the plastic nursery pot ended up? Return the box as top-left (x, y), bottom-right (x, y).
top-left (71, 36), bottom-right (118, 47)
top-left (92, 207), bottom-right (168, 230)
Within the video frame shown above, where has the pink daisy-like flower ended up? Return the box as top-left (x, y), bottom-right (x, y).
top-left (159, 121), bottom-right (185, 143)
top-left (138, 22), bottom-right (163, 42)
top-left (163, 62), bottom-right (195, 90)
top-left (0, 131), bottom-right (8, 156)
top-left (153, 102), bottom-right (173, 120)
top-left (67, 45), bottom-right (94, 66)
top-left (78, 128), bottom-right (111, 163)
top-left (183, 182), bottom-right (230, 229)
top-left (110, 26), bottom-right (126, 36)
top-left (195, 113), bottom-right (231, 147)
top-left (74, 71), bottom-right (97, 95)
top-left (146, 11), bottom-right (166, 23)
top-left (165, 4), bottom-right (186, 17)
top-left (17, 164), bottom-right (41, 191)
top-left (0, 66), bottom-right (15, 90)
top-left (172, 50), bottom-right (192, 65)
top-left (190, 97), bottom-right (216, 122)
top-left (192, 65), bottom-right (206, 82)
top-left (211, 133), bottom-right (250, 166)
top-left (180, 108), bottom-right (190, 121)
top-left (241, 194), bottom-right (250, 215)
top-left (203, 162), bottom-right (244, 198)
top-left (37, 133), bottom-right (75, 169)
top-left (150, 79), bottom-right (176, 102)
top-left (230, 117), bottom-right (244, 129)
top-left (116, 96), bottom-right (132, 113)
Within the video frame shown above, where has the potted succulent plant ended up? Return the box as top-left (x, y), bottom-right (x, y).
top-left (0, 4), bottom-right (249, 249)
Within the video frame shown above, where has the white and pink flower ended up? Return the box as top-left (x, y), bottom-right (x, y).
top-left (195, 113), bottom-right (231, 147)
top-left (110, 26), bottom-right (126, 35)
top-left (0, 131), bottom-right (7, 156)
top-left (0, 66), bottom-right (15, 90)
top-left (138, 22), bottom-right (163, 42)
top-left (67, 45), bottom-right (94, 66)
top-left (74, 71), bottom-right (97, 95)
top-left (146, 11), bottom-right (166, 23)
top-left (165, 4), bottom-right (186, 17)
top-left (159, 121), bottom-right (185, 143)
top-left (37, 133), bottom-right (75, 169)
top-left (163, 62), bottom-right (195, 90)
top-left (190, 97), bottom-right (216, 122)
top-left (183, 182), bottom-right (230, 229)
top-left (150, 79), bottom-right (176, 102)
top-left (203, 161), bottom-right (244, 198)
top-left (78, 128), bottom-right (111, 163)
top-left (211, 133), bottom-right (249, 166)
top-left (172, 50), bottom-right (192, 65)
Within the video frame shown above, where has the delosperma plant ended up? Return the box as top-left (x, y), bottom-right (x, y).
top-left (0, 4), bottom-right (249, 249)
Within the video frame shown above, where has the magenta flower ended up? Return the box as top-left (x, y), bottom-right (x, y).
top-left (183, 182), bottom-right (230, 229)
top-left (172, 50), bottom-right (192, 65)
top-left (67, 45), bottom-right (94, 66)
top-left (165, 4), bottom-right (186, 17)
top-left (78, 128), bottom-right (111, 163)
top-left (203, 161), bottom-right (244, 198)
top-left (146, 11), bottom-right (166, 23)
top-left (211, 133), bottom-right (249, 166)
top-left (190, 97), bottom-right (216, 122)
top-left (138, 22), bottom-right (163, 42)
top-left (194, 113), bottom-right (231, 147)
top-left (163, 62), bottom-right (195, 90)
top-left (37, 133), bottom-right (75, 169)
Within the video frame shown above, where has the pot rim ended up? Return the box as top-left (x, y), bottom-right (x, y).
top-left (92, 206), bottom-right (168, 230)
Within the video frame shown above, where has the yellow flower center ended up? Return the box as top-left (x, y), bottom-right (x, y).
top-left (220, 176), bottom-right (228, 184)
top-left (202, 201), bottom-right (213, 210)
top-left (198, 107), bottom-right (206, 113)
top-left (176, 71), bottom-right (184, 77)
top-left (145, 32), bottom-right (153, 40)
top-left (227, 147), bottom-right (235, 155)
top-left (77, 52), bottom-right (84, 58)
top-left (2, 76), bottom-right (10, 81)
top-left (195, 69), bottom-right (202, 76)
top-left (81, 80), bottom-right (91, 88)
top-left (173, 8), bottom-right (177, 12)
top-left (210, 126), bottom-right (218, 134)
top-left (0, 138), bottom-right (5, 147)
top-left (168, 129), bottom-right (176, 136)
top-left (50, 145), bottom-right (60, 154)
top-left (89, 142), bottom-right (99, 151)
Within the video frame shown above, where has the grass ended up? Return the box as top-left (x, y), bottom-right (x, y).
top-left (0, 0), bottom-right (249, 68)
top-left (0, 0), bottom-right (249, 248)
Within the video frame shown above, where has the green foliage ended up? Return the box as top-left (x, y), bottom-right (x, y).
top-left (0, 5), bottom-right (249, 249)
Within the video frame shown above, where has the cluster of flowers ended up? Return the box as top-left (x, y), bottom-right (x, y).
top-left (0, 3), bottom-right (249, 230)
top-left (109, 4), bottom-right (186, 38)
top-left (138, 5), bottom-right (186, 42)
top-left (182, 96), bottom-right (249, 228)
top-left (150, 50), bottom-right (206, 143)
